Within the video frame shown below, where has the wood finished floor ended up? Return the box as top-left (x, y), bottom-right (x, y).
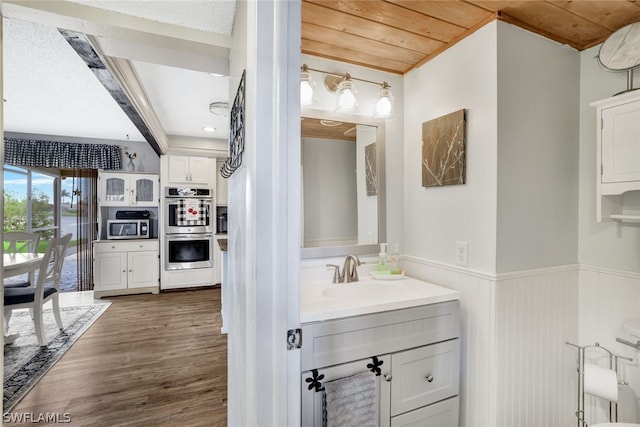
top-left (9, 289), bottom-right (227, 426)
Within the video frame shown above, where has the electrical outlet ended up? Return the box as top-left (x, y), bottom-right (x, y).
top-left (456, 241), bottom-right (468, 266)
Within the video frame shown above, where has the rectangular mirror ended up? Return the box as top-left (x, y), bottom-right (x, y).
top-left (301, 109), bottom-right (386, 259)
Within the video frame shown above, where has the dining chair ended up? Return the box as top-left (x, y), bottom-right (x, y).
top-left (4, 233), bottom-right (71, 346)
top-left (3, 231), bottom-right (42, 288)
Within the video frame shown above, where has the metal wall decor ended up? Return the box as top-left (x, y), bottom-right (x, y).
top-left (220, 69), bottom-right (246, 178)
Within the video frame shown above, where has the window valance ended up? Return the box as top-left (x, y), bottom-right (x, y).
top-left (4, 138), bottom-right (122, 170)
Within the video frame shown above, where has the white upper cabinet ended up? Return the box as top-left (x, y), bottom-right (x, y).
top-left (601, 98), bottom-right (640, 184)
top-left (166, 155), bottom-right (214, 185)
top-left (98, 172), bottom-right (159, 207)
top-left (592, 91), bottom-right (640, 222)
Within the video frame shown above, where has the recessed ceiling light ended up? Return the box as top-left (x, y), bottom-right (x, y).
top-left (203, 126), bottom-right (217, 132)
top-left (209, 72), bottom-right (225, 77)
top-left (209, 102), bottom-right (229, 116)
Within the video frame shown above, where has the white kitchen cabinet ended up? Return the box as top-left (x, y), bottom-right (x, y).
top-left (166, 155), bottom-right (214, 185)
top-left (98, 172), bottom-right (159, 207)
top-left (301, 301), bottom-right (460, 426)
top-left (216, 159), bottom-right (228, 205)
top-left (93, 240), bottom-right (159, 298)
top-left (591, 91), bottom-right (640, 222)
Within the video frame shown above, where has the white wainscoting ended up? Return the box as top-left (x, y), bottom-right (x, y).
top-left (494, 266), bottom-right (578, 427)
top-left (579, 265), bottom-right (640, 424)
top-left (404, 256), bottom-right (496, 427)
top-left (405, 257), bottom-right (578, 427)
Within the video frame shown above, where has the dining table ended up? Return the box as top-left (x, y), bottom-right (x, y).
top-left (3, 252), bottom-right (44, 344)
top-left (3, 252), bottom-right (44, 278)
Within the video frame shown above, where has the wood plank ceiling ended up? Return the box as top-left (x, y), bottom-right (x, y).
top-left (302, 0), bottom-right (640, 74)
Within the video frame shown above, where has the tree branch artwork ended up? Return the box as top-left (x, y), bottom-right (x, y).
top-left (421, 109), bottom-right (466, 187)
top-left (365, 143), bottom-right (377, 196)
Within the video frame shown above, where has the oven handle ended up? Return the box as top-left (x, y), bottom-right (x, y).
top-left (166, 233), bottom-right (214, 240)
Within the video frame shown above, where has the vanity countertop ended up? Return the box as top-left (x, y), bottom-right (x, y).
top-left (300, 275), bottom-right (460, 324)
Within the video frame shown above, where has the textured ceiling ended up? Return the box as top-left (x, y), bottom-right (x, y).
top-left (3, 17), bottom-right (146, 142)
top-left (2, 0), bottom-right (235, 146)
top-left (67, 0), bottom-right (237, 35)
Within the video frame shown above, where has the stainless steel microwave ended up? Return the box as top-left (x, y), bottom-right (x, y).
top-left (107, 219), bottom-right (150, 240)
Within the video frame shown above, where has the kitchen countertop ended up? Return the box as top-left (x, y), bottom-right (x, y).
top-left (300, 275), bottom-right (459, 324)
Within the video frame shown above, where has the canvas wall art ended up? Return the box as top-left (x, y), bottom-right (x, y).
top-left (365, 142), bottom-right (377, 196)
top-left (421, 109), bottom-right (466, 187)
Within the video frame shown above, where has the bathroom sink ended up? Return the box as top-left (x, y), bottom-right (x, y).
top-left (300, 275), bottom-right (460, 323)
top-left (321, 281), bottom-right (401, 301)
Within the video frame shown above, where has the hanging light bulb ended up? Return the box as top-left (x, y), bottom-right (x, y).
top-left (374, 82), bottom-right (394, 118)
top-left (335, 74), bottom-right (359, 113)
top-left (300, 64), bottom-right (316, 107)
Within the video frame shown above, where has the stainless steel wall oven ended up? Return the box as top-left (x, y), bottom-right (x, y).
top-left (164, 187), bottom-right (214, 271)
top-left (165, 233), bottom-right (213, 270)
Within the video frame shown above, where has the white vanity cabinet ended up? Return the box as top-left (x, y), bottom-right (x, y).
top-left (301, 301), bottom-right (460, 426)
top-left (591, 91), bottom-right (640, 222)
top-left (166, 155), bottom-right (214, 185)
top-left (98, 172), bottom-right (159, 207)
top-left (93, 240), bottom-right (159, 298)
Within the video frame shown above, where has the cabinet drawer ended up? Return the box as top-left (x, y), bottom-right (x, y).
top-left (93, 240), bottom-right (158, 254)
top-left (391, 396), bottom-right (459, 427)
top-left (302, 301), bottom-right (459, 371)
top-left (390, 339), bottom-right (459, 416)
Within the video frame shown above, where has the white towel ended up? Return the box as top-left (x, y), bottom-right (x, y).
top-left (322, 372), bottom-right (378, 427)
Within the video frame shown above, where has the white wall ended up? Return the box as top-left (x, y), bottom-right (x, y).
top-left (403, 22), bottom-right (498, 274)
top-left (578, 46), bottom-right (640, 272)
top-left (577, 45), bottom-right (640, 424)
top-left (403, 21), bottom-right (499, 426)
top-left (496, 23), bottom-right (580, 273)
top-left (403, 21), bottom-right (580, 426)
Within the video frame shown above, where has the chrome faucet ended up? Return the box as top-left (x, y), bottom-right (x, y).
top-left (326, 255), bottom-right (362, 284)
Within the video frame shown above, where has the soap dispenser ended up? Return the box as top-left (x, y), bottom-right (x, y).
top-left (389, 244), bottom-right (404, 275)
top-left (377, 243), bottom-right (389, 273)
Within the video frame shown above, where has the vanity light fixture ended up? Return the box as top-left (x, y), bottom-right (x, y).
top-left (300, 64), bottom-right (317, 107)
top-left (335, 74), bottom-right (359, 113)
top-left (300, 63), bottom-right (394, 118)
top-left (374, 81), bottom-right (394, 118)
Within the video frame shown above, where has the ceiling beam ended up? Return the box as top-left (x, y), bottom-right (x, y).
top-left (59, 29), bottom-right (164, 156)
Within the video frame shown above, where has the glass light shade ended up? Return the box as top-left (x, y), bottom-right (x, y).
top-left (335, 79), bottom-right (359, 113)
top-left (374, 84), bottom-right (394, 118)
top-left (300, 70), bottom-right (316, 106)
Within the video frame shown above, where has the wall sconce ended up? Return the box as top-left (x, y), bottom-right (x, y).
top-left (301, 64), bottom-right (394, 118)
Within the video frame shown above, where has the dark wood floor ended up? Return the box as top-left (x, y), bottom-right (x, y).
top-left (10, 289), bottom-right (227, 426)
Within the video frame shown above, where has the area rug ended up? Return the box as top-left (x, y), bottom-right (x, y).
top-left (3, 303), bottom-right (111, 412)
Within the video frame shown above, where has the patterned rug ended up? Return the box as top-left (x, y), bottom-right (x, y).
top-left (3, 303), bottom-right (111, 412)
